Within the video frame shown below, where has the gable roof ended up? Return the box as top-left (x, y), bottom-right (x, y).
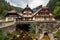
top-left (22, 5), bottom-right (33, 13)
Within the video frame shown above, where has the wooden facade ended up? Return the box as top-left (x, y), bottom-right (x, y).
top-left (5, 10), bottom-right (20, 22)
top-left (5, 5), bottom-right (55, 22)
top-left (19, 5), bottom-right (55, 21)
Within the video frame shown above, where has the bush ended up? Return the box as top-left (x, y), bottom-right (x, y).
top-left (53, 32), bottom-right (58, 38)
top-left (0, 30), bottom-right (6, 40)
top-left (29, 23), bottom-right (35, 34)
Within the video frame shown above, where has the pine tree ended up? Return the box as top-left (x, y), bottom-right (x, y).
top-left (47, 0), bottom-right (58, 11)
top-left (53, 1), bottom-right (60, 19)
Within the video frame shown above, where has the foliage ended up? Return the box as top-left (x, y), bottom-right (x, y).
top-left (53, 1), bottom-right (60, 15)
top-left (0, 0), bottom-right (23, 18)
top-left (4, 32), bottom-right (16, 40)
top-left (47, 0), bottom-right (60, 19)
top-left (47, 0), bottom-right (58, 11)
top-left (33, 5), bottom-right (42, 12)
top-left (54, 7), bottom-right (60, 15)
top-left (0, 30), bottom-right (6, 40)
top-left (29, 23), bottom-right (35, 34)
top-left (53, 32), bottom-right (58, 38)
top-left (0, 30), bottom-right (15, 40)
top-left (53, 1), bottom-right (60, 19)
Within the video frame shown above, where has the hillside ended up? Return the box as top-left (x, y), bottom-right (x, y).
top-left (47, 0), bottom-right (58, 11)
top-left (33, 5), bottom-right (42, 12)
top-left (0, 0), bottom-right (23, 18)
top-left (47, 0), bottom-right (60, 20)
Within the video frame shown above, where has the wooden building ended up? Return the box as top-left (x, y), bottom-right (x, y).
top-left (20, 5), bottom-right (33, 21)
top-left (5, 5), bottom-right (55, 22)
top-left (5, 10), bottom-right (20, 22)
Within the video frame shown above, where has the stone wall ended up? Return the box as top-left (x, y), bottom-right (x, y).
top-left (0, 25), bottom-right (16, 33)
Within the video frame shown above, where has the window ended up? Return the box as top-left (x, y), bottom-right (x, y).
top-left (52, 18), bottom-right (55, 20)
top-left (33, 17), bottom-right (35, 20)
top-left (46, 18), bottom-right (49, 21)
top-left (40, 18), bottom-right (44, 21)
top-left (49, 13), bottom-right (52, 16)
top-left (23, 11), bottom-right (26, 13)
top-left (29, 11), bottom-right (32, 13)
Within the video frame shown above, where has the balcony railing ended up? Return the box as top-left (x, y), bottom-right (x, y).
top-left (16, 20), bottom-right (57, 24)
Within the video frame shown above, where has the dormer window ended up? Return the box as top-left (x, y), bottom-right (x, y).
top-left (23, 11), bottom-right (26, 13)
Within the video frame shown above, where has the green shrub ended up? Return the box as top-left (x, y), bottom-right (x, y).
top-left (29, 23), bottom-right (35, 34)
top-left (53, 32), bottom-right (58, 38)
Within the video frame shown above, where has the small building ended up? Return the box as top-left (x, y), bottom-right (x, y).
top-left (5, 10), bottom-right (20, 22)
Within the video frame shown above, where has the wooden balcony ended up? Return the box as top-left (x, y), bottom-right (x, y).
top-left (16, 20), bottom-right (57, 24)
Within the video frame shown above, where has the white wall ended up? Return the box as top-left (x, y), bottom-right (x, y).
top-left (6, 17), bottom-right (14, 22)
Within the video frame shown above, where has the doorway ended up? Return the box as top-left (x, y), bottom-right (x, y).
top-left (16, 24), bottom-right (30, 32)
top-left (43, 32), bottom-right (50, 40)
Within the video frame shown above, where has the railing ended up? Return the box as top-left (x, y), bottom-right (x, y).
top-left (0, 20), bottom-right (59, 28)
top-left (17, 20), bottom-right (57, 23)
